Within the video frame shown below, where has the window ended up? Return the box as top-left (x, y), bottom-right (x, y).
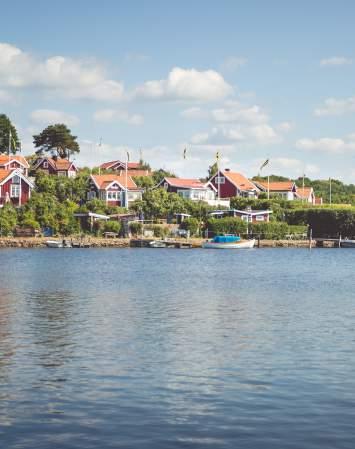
top-left (57, 171), bottom-right (66, 176)
top-left (12, 175), bottom-right (20, 184)
top-left (107, 191), bottom-right (119, 200)
top-left (10, 184), bottom-right (20, 198)
top-left (43, 161), bottom-right (48, 168)
top-left (241, 215), bottom-right (249, 222)
top-left (256, 215), bottom-right (264, 221)
top-left (87, 191), bottom-right (96, 200)
top-left (215, 176), bottom-right (225, 184)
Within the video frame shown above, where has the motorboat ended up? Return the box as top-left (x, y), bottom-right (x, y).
top-left (340, 239), bottom-right (355, 248)
top-left (45, 240), bottom-right (72, 248)
top-left (202, 235), bottom-right (255, 249)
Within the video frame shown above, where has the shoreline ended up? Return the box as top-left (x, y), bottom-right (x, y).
top-left (0, 236), bottom-right (316, 249)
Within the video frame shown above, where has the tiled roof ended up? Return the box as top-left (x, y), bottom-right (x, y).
top-left (48, 158), bottom-right (74, 170)
top-left (120, 169), bottom-right (152, 177)
top-left (0, 154), bottom-right (29, 168)
top-left (100, 160), bottom-right (141, 170)
top-left (91, 174), bottom-right (138, 190)
top-left (296, 187), bottom-right (314, 199)
top-left (223, 171), bottom-right (258, 191)
top-left (257, 181), bottom-right (295, 192)
top-left (164, 177), bottom-right (207, 189)
top-left (0, 169), bottom-right (10, 183)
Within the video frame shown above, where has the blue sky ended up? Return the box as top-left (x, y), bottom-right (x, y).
top-left (1, 0), bottom-right (355, 181)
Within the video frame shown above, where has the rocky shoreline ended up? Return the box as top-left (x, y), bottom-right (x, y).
top-left (0, 236), bottom-right (316, 249)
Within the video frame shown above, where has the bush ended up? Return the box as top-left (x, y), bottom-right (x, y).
top-left (250, 222), bottom-right (307, 239)
top-left (0, 204), bottom-right (17, 236)
top-left (103, 220), bottom-right (121, 234)
top-left (129, 222), bottom-right (142, 235)
top-left (285, 208), bottom-right (355, 237)
top-left (180, 217), bottom-right (200, 236)
top-left (206, 217), bottom-right (248, 236)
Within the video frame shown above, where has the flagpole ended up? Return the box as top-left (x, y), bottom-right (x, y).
top-left (302, 173), bottom-right (305, 203)
top-left (8, 129), bottom-right (11, 163)
top-left (329, 177), bottom-right (332, 205)
top-left (267, 174), bottom-right (270, 200)
top-left (125, 151), bottom-right (129, 209)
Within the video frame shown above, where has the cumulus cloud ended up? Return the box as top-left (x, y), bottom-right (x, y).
top-left (30, 109), bottom-right (80, 126)
top-left (320, 56), bottom-right (353, 66)
top-left (314, 96), bottom-right (355, 116)
top-left (134, 67), bottom-right (233, 101)
top-left (296, 136), bottom-right (355, 153)
top-left (0, 42), bottom-right (124, 101)
top-left (276, 121), bottom-right (294, 133)
top-left (0, 89), bottom-right (12, 103)
top-left (211, 101), bottom-right (269, 124)
top-left (180, 107), bottom-right (208, 119)
top-left (93, 109), bottom-right (144, 125)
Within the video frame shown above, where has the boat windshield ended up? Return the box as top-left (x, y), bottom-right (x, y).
top-left (213, 235), bottom-right (241, 243)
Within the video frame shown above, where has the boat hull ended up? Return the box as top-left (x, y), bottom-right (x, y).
top-left (202, 239), bottom-right (256, 249)
top-left (340, 240), bottom-right (355, 248)
top-left (45, 240), bottom-right (72, 248)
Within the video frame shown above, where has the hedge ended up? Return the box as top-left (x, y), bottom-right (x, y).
top-left (285, 208), bottom-right (355, 237)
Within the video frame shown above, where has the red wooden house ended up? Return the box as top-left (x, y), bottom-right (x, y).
top-left (32, 157), bottom-right (78, 178)
top-left (0, 154), bottom-right (29, 176)
top-left (209, 169), bottom-right (259, 198)
top-left (0, 169), bottom-right (34, 207)
top-left (88, 174), bottom-right (142, 207)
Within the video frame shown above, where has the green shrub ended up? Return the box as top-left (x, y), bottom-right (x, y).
top-left (206, 217), bottom-right (248, 235)
top-left (180, 217), bottom-right (200, 236)
top-left (103, 220), bottom-right (121, 234)
top-left (129, 222), bottom-right (143, 235)
top-left (0, 204), bottom-right (17, 236)
top-left (250, 222), bottom-right (307, 239)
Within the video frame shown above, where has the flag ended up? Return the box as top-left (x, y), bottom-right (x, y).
top-left (183, 148), bottom-right (187, 159)
top-left (126, 151), bottom-right (130, 162)
top-left (12, 136), bottom-right (17, 151)
top-left (98, 137), bottom-right (102, 147)
top-left (260, 159), bottom-right (269, 171)
top-left (216, 151), bottom-right (220, 161)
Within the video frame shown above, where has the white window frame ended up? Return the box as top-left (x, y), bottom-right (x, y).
top-left (57, 171), bottom-right (66, 177)
top-left (215, 176), bottom-right (225, 185)
top-left (256, 215), bottom-right (265, 221)
top-left (10, 184), bottom-right (20, 198)
top-left (43, 161), bottom-right (48, 168)
top-left (12, 175), bottom-right (20, 184)
top-left (107, 191), bottom-right (119, 201)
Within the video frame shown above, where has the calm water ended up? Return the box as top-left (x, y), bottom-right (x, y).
top-left (0, 248), bottom-right (355, 449)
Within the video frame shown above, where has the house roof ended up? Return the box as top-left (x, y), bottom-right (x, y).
top-left (256, 181), bottom-right (295, 192)
top-left (296, 187), bottom-right (314, 199)
top-left (119, 169), bottom-right (152, 177)
top-left (33, 157), bottom-right (77, 171)
top-left (100, 160), bottom-right (141, 170)
top-left (91, 174), bottom-right (138, 190)
top-left (164, 177), bottom-right (209, 189)
top-left (0, 169), bottom-right (34, 187)
top-left (0, 154), bottom-right (29, 168)
top-left (221, 171), bottom-right (258, 191)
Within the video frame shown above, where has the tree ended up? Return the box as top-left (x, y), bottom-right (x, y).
top-left (0, 114), bottom-right (20, 154)
top-left (33, 124), bottom-right (80, 159)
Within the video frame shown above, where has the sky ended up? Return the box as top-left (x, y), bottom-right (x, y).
top-left (1, 0), bottom-right (355, 181)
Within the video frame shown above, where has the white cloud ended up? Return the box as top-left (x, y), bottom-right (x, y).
top-left (221, 56), bottom-right (247, 71)
top-left (276, 121), bottom-right (294, 133)
top-left (211, 101), bottom-right (269, 124)
top-left (0, 42), bottom-right (125, 101)
top-left (134, 67), bottom-right (233, 101)
top-left (180, 107), bottom-right (208, 119)
top-left (93, 109), bottom-right (144, 125)
top-left (314, 96), bottom-right (355, 116)
top-left (320, 56), bottom-right (353, 66)
top-left (30, 109), bottom-right (80, 126)
top-left (296, 136), bottom-right (355, 154)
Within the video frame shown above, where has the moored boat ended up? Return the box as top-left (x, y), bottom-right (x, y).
top-left (340, 239), bottom-right (355, 248)
top-left (202, 235), bottom-right (255, 249)
top-left (45, 240), bottom-right (72, 248)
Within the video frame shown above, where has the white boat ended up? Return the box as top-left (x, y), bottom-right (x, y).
top-left (45, 240), bottom-right (72, 248)
top-left (202, 235), bottom-right (255, 249)
top-left (149, 240), bottom-right (167, 248)
top-left (340, 239), bottom-right (355, 248)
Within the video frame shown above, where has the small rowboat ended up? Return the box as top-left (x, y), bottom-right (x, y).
top-left (202, 235), bottom-right (255, 249)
